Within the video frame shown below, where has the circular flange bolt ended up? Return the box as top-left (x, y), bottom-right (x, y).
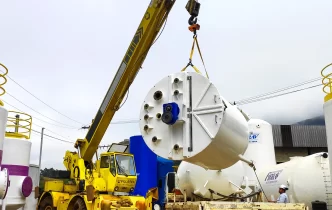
top-left (22, 176), bottom-right (33, 197)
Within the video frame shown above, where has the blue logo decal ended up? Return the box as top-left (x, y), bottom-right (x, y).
top-left (249, 133), bottom-right (259, 143)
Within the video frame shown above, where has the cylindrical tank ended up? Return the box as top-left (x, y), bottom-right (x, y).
top-left (19, 164), bottom-right (39, 210)
top-left (323, 99), bottom-right (332, 184)
top-left (139, 72), bottom-right (249, 170)
top-left (243, 119), bottom-right (276, 186)
top-left (0, 106), bottom-right (8, 164)
top-left (176, 160), bottom-right (246, 199)
top-left (257, 152), bottom-right (331, 209)
top-left (1, 137), bottom-right (33, 210)
top-left (0, 106), bottom-right (9, 199)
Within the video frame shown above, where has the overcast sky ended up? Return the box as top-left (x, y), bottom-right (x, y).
top-left (0, 0), bottom-right (331, 169)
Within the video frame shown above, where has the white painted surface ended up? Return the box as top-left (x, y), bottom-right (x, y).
top-left (243, 119), bottom-right (276, 186)
top-left (257, 152), bottom-right (332, 209)
top-left (2, 138), bottom-right (31, 167)
top-left (176, 160), bottom-right (246, 199)
top-left (324, 99), bottom-right (332, 186)
top-left (0, 107), bottom-right (8, 199)
top-left (0, 138), bottom-right (32, 209)
top-left (19, 165), bottom-right (39, 210)
top-left (0, 107), bottom-right (8, 155)
top-left (139, 72), bottom-right (249, 170)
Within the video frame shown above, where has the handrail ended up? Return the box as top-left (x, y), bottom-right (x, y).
top-left (5, 111), bottom-right (32, 139)
top-left (0, 63), bottom-right (32, 139)
top-left (321, 63), bottom-right (332, 102)
top-left (0, 63), bottom-right (8, 106)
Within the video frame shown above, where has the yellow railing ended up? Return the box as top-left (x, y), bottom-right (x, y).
top-left (321, 63), bottom-right (332, 102)
top-left (0, 63), bottom-right (8, 106)
top-left (0, 63), bottom-right (32, 139)
top-left (5, 111), bottom-right (32, 139)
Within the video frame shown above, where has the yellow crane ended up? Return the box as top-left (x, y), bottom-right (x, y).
top-left (37, 0), bottom-right (201, 209)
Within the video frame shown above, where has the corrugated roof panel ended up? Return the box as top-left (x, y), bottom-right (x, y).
top-left (272, 125), bottom-right (283, 147)
top-left (290, 125), bottom-right (327, 147)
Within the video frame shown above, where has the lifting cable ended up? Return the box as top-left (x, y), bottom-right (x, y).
top-left (181, 23), bottom-right (210, 79)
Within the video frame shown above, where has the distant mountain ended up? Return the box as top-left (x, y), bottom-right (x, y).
top-left (296, 115), bottom-right (325, 125)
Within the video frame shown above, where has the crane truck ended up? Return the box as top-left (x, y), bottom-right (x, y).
top-left (35, 0), bottom-right (308, 210)
top-left (36, 0), bottom-right (195, 209)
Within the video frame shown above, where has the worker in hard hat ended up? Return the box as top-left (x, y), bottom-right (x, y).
top-left (276, 184), bottom-right (289, 203)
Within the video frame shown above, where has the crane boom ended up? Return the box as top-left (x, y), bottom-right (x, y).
top-left (76, 0), bottom-right (176, 161)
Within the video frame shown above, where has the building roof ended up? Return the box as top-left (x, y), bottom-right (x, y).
top-left (272, 125), bottom-right (327, 147)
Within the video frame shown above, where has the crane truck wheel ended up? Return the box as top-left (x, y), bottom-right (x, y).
top-left (73, 198), bottom-right (87, 210)
top-left (38, 196), bottom-right (55, 210)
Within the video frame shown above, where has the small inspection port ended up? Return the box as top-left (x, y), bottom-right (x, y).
top-left (173, 144), bottom-right (179, 151)
top-left (323, 153), bottom-right (328, 158)
top-left (153, 90), bottom-right (163, 101)
top-left (156, 113), bottom-right (162, 119)
top-left (144, 114), bottom-right (149, 120)
top-left (174, 78), bottom-right (180, 84)
top-left (152, 136), bottom-right (158, 142)
top-left (144, 125), bottom-right (149, 131)
top-left (174, 90), bottom-right (179, 96)
top-left (144, 104), bottom-right (149, 110)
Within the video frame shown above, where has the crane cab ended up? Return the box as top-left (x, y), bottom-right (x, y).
top-left (97, 152), bottom-right (137, 193)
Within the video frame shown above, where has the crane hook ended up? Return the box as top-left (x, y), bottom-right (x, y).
top-left (188, 15), bottom-right (197, 25)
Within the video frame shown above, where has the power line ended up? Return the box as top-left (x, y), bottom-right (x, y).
top-left (236, 83), bottom-right (322, 105)
top-left (235, 77), bottom-right (321, 104)
top-left (0, 70), bottom-right (85, 125)
top-left (32, 129), bottom-right (74, 144)
top-left (33, 123), bottom-right (72, 140)
top-left (6, 92), bottom-right (78, 129)
top-left (3, 99), bottom-right (79, 129)
top-left (4, 99), bottom-right (76, 140)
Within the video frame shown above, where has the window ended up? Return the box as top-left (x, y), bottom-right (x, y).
top-left (100, 156), bottom-right (110, 168)
top-left (115, 155), bottom-right (136, 176)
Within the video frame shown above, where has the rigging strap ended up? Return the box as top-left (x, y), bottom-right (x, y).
top-left (181, 28), bottom-right (209, 79)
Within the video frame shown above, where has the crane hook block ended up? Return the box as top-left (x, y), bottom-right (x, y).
top-left (186, 0), bottom-right (201, 25)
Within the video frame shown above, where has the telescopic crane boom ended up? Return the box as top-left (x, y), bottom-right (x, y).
top-left (75, 0), bottom-right (201, 163)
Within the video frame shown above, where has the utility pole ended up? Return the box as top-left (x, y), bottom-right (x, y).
top-left (37, 127), bottom-right (45, 187)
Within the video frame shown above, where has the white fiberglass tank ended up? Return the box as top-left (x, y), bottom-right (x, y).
top-left (1, 137), bottom-right (32, 210)
top-left (243, 119), bottom-right (276, 186)
top-left (0, 106), bottom-right (9, 200)
top-left (0, 111), bottom-right (33, 210)
top-left (139, 72), bottom-right (249, 170)
top-left (257, 152), bottom-right (332, 209)
top-left (176, 160), bottom-right (246, 199)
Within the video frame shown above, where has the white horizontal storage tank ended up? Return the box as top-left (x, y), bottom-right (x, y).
top-left (243, 119), bottom-right (276, 186)
top-left (257, 152), bottom-right (332, 209)
top-left (139, 72), bottom-right (249, 170)
top-left (1, 137), bottom-right (33, 210)
top-left (176, 160), bottom-right (246, 199)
